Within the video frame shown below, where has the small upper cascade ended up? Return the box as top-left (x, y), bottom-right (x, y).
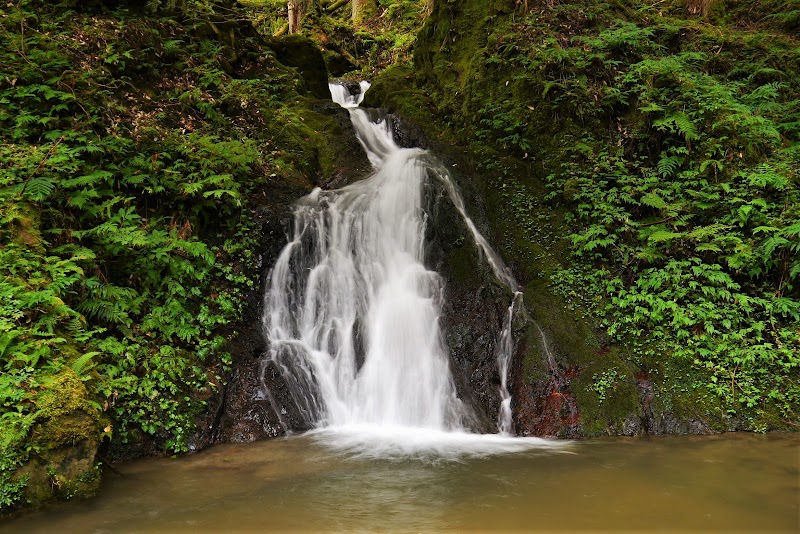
top-left (330, 81), bottom-right (397, 168)
top-left (329, 80), bottom-right (370, 108)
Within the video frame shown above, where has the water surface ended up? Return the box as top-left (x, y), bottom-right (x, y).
top-left (3, 432), bottom-right (797, 532)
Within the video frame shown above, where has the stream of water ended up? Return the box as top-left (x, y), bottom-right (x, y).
top-left (3, 433), bottom-right (797, 532)
top-left (261, 82), bottom-right (535, 453)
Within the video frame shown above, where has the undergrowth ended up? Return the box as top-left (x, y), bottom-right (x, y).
top-left (416, 0), bottom-right (800, 426)
top-left (241, 0), bottom-right (429, 75)
top-left (1, 0), bottom-right (326, 511)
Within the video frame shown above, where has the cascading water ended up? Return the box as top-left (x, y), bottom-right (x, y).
top-left (429, 165), bottom-right (523, 435)
top-left (262, 82), bottom-right (560, 457)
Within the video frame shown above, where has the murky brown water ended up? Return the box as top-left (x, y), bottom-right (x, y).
top-left (2, 433), bottom-right (798, 532)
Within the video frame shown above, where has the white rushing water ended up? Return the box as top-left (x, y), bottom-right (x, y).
top-left (262, 82), bottom-right (560, 457)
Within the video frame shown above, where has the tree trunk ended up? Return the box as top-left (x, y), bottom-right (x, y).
top-left (686, 0), bottom-right (717, 16)
top-left (351, 0), bottom-right (364, 21)
top-left (288, 1), bottom-right (299, 33)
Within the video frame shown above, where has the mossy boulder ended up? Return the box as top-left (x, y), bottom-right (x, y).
top-left (266, 34), bottom-right (330, 99)
top-left (8, 369), bottom-right (102, 511)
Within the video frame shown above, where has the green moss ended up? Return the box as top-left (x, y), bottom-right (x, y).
top-left (362, 65), bottom-right (442, 135)
top-left (445, 242), bottom-right (483, 288)
top-left (293, 100), bottom-right (371, 184)
top-left (572, 348), bottom-right (641, 435)
top-left (15, 440), bottom-right (101, 508)
top-left (31, 369), bottom-right (98, 435)
top-left (1, 368), bottom-right (102, 512)
top-left (6, 205), bottom-right (43, 252)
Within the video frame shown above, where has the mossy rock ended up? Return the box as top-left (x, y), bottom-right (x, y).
top-left (15, 438), bottom-right (101, 508)
top-left (266, 34), bottom-right (330, 99)
top-left (5, 202), bottom-right (44, 253)
top-left (362, 65), bottom-right (441, 136)
top-left (13, 369), bottom-right (102, 510)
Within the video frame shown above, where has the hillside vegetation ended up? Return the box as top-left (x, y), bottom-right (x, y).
top-left (0, 0), bottom-right (364, 512)
top-left (369, 0), bottom-right (800, 432)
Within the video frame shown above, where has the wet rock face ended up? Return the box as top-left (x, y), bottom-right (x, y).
top-left (387, 114), bottom-right (430, 150)
top-left (340, 79), bottom-right (364, 96)
top-left (423, 149), bottom-right (515, 433)
top-left (440, 284), bottom-right (508, 433)
top-left (197, 189), bottom-right (312, 443)
top-left (637, 374), bottom-right (710, 435)
top-left (312, 101), bottom-right (373, 188)
top-left (209, 351), bottom-right (293, 444)
top-left (206, 113), bottom-right (516, 438)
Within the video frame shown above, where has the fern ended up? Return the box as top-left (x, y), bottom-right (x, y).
top-left (647, 229), bottom-right (684, 243)
top-left (653, 112), bottom-right (698, 142)
top-left (641, 192), bottom-right (668, 209)
top-left (657, 155), bottom-right (683, 178)
top-left (66, 188), bottom-right (100, 209)
top-left (61, 170), bottom-right (113, 189)
top-left (22, 177), bottom-right (56, 200)
top-left (70, 351), bottom-right (100, 378)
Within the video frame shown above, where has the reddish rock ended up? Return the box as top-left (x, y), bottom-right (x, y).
top-left (514, 369), bottom-right (581, 438)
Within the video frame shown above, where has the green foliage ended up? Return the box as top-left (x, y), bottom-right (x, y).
top-left (0, 0), bottom-right (319, 511)
top-left (412, 0), bottom-right (800, 428)
top-left (588, 368), bottom-right (625, 404)
top-left (536, 14), bottom-right (800, 423)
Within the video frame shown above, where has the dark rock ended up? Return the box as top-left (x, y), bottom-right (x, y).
top-left (323, 50), bottom-right (357, 78)
top-left (620, 415), bottom-right (643, 436)
top-left (266, 34), bottom-right (330, 99)
top-left (211, 351), bottom-right (286, 443)
top-left (338, 79), bottom-right (364, 95)
top-left (310, 100), bottom-right (372, 188)
top-left (389, 114), bottom-right (431, 150)
top-left (421, 145), bottom-right (517, 432)
top-left (637, 373), bottom-right (657, 433)
top-left (656, 412), bottom-right (711, 435)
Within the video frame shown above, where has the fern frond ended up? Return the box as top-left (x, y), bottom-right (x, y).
top-left (657, 155), bottom-right (683, 178)
top-left (61, 170), bottom-right (113, 189)
top-left (641, 192), bottom-right (668, 209)
top-left (23, 177), bottom-right (56, 200)
top-left (648, 229), bottom-right (684, 243)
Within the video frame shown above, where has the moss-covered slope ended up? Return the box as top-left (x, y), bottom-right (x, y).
top-left (366, 0), bottom-right (800, 435)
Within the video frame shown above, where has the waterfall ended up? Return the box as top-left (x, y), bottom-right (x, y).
top-left (496, 292), bottom-right (523, 435)
top-left (261, 82), bottom-right (558, 456)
